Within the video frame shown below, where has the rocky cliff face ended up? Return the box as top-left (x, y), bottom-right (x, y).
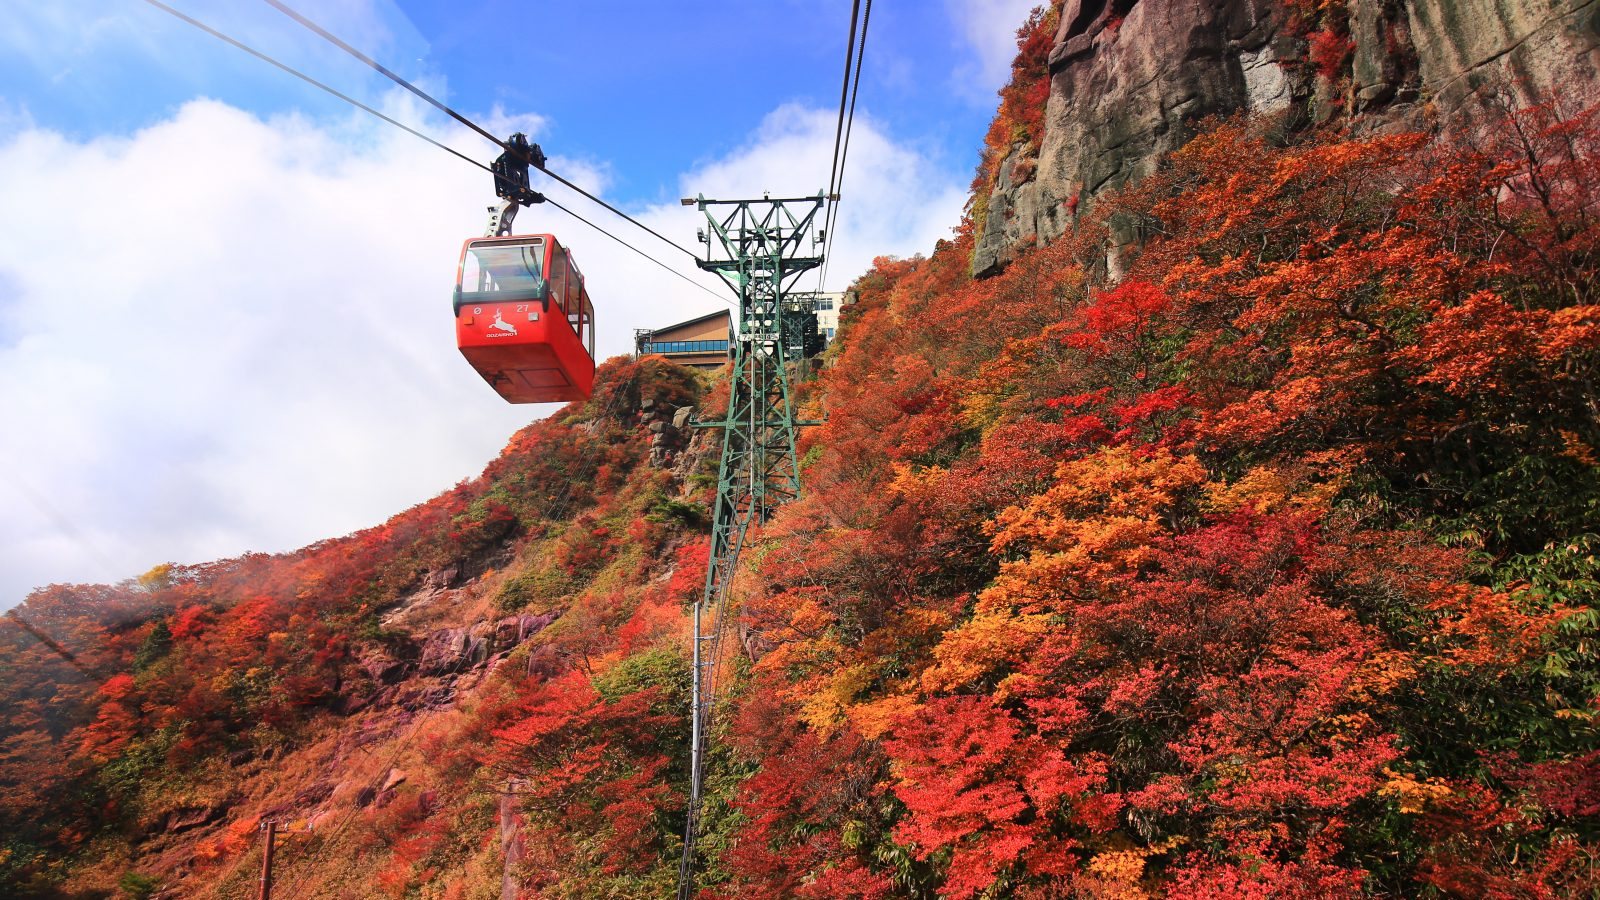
top-left (974, 0), bottom-right (1600, 275)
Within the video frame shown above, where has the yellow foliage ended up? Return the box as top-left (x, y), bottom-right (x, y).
top-left (972, 448), bottom-right (1208, 617)
top-left (1379, 769), bottom-right (1454, 814)
top-left (1086, 850), bottom-right (1149, 898)
top-left (136, 563), bottom-right (174, 591)
top-left (920, 609), bottom-right (1051, 693)
top-left (959, 385), bottom-right (1007, 433)
top-left (1325, 712), bottom-right (1379, 749)
top-left (986, 515), bottom-right (1164, 612)
top-left (1204, 464), bottom-right (1296, 512)
top-left (990, 446), bottom-right (1207, 556)
top-left (1202, 449), bottom-right (1356, 516)
top-left (957, 335), bottom-right (1061, 434)
top-left (1345, 650), bottom-right (1418, 703)
top-left (846, 692), bottom-right (922, 740)
top-left (913, 448), bottom-right (1211, 698)
top-left (798, 664), bottom-right (877, 731)
top-left (887, 463), bottom-right (948, 500)
top-left (899, 606), bottom-right (956, 633)
top-left (1082, 836), bottom-right (1188, 899)
top-left (295, 570), bottom-right (327, 600)
top-left (789, 597), bottom-right (836, 637)
top-left (979, 553), bottom-right (1083, 615)
top-left (762, 631), bottom-right (845, 692)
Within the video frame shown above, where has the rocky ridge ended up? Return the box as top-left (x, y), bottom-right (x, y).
top-left (974, 0), bottom-right (1600, 275)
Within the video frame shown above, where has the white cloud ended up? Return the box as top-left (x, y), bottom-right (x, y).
top-left (945, 0), bottom-right (1049, 99)
top-left (657, 103), bottom-right (965, 293)
top-left (0, 91), bottom-right (963, 608)
top-left (0, 0), bottom-right (407, 97)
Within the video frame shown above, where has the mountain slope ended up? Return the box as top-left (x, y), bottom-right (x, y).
top-left (706, 86), bottom-right (1600, 900)
top-left (2, 356), bottom-right (709, 897)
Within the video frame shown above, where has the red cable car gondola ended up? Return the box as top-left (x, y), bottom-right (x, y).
top-left (454, 233), bottom-right (596, 403)
top-left (454, 133), bottom-right (596, 404)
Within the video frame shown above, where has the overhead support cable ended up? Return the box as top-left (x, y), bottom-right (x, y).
top-left (537, 166), bottom-right (699, 260)
top-left (545, 196), bottom-right (732, 306)
top-left (260, 0), bottom-right (701, 261)
top-left (824, 0), bottom-right (864, 207)
top-left (819, 0), bottom-right (870, 294)
top-left (137, 0), bottom-right (726, 304)
top-left (260, 0), bottom-right (503, 146)
top-left (820, 0), bottom-right (872, 292)
top-left (139, 0), bottom-right (489, 174)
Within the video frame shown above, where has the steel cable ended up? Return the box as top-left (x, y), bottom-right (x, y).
top-left (820, 0), bottom-right (873, 293)
top-left (137, 0), bottom-right (726, 304)
top-left (261, 0), bottom-right (701, 261)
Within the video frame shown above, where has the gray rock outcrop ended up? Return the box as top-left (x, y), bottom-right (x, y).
top-left (973, 0), bottom-right (1600, 276)
top-left (641, 398), bottom-right (693, 468)
top-left (416, 612), bottom-right (560, 677)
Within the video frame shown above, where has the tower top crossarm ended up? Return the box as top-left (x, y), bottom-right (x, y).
top-left (683, 193), bottom-right (826, 295)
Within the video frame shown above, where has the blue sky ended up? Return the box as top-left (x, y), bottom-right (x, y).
top-left (0, 0), bottom-right (1039, 608)
top-left (3, 0), bottom-right (1023, 209)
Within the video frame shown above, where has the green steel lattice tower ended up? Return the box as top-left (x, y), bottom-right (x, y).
top-left (677, 194), bottom-right (825, 899)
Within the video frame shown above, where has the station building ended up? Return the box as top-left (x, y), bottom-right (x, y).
top-left (638, 292), bottom-right (853, 371)
top-left (811, 291), bottom-right (846, 341)
top-left (634, 310), bottom-right (731, 370)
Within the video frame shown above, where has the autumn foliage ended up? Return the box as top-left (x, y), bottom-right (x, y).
top-left (712, 96), bottom-right (1600, 898)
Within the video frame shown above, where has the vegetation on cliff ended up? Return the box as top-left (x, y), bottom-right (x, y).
top-left (712, 96), bottom-right (1600, 899)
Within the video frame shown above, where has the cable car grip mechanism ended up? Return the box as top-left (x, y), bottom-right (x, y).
top-left (486, 133), bottom-right (547, 237)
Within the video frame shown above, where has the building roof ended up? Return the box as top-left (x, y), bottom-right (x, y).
top-left (647, 309), bottom-right (730, 336)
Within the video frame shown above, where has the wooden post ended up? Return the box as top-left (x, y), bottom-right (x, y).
top-left (258, 820), bottom-right (277, 900)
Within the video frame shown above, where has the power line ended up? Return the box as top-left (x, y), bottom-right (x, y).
top-left (139, 0), bottom-right (488, 174)
top-left (260, 0), bottom-right (503, 149)
top-left (546, 196), bottom-right (732, 306)
top-left (137, 0), bottom-right (725, 304)
top-left (4, 610), bottom-right (96, 680)
top-left (539, 165), bottom-right (699, 261)
top-left (827, 0), bottom-right (872, 257)
top-left (823, 0), bottom-right (863, 209)
top-left (815, 0), bottom-right (861, 297)
top-left (820, 0), bottom-right (872, 292)
top-left (260, 0), bottom-right (701, 261)
top-left (815, 0), bottom-right (871, 295)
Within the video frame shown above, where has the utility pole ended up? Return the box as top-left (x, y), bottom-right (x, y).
top-left (676, 193), bottom-right (825, 900)
top-left (258, 820), bottom-right (278, 900)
